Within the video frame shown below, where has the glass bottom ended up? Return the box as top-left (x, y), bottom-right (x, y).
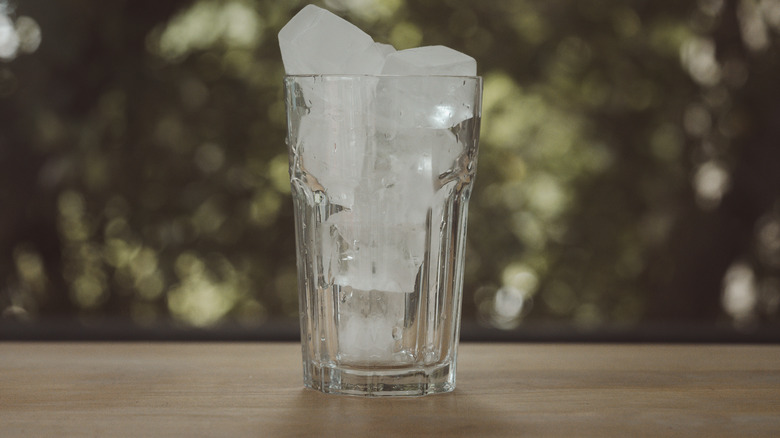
top-left (303, 360), bottom-right (456, 397)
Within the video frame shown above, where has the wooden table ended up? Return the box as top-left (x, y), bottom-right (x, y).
top-left (1, 343), bottom-right (779, 437)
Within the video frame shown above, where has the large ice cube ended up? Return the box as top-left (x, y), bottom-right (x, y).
top-left (376, 47), bottom-right (477, 130)
top-left (320, 122), bottom-right (463, 295)
top-left (391, 128), bottom-right (462, 181)
top-left (381, 45), bottom-right (477, 76)
top-left (337, 287), bottom-right (406, 362)
top-left (293, 76), bottom-right (379, 208)
top-left (345, 42), bottom-right (396, 75)
top-left (326, 198), bottom-right (426, 294)
top-left (321, 132), bottom-right (436, 295)
top-left (375, 75), bottom-right (481, 133)
top-left (279, 5), bottom-right (374, 74)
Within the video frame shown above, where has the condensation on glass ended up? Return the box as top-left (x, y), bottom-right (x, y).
top-left (284, 75), bottom-right (482, 396)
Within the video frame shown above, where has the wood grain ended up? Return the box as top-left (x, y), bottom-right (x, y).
top-left (1, 343), bottom-right (778, 437)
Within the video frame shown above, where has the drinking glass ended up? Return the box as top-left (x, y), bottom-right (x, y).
top-left (284, 74), bottom-right (482, 396)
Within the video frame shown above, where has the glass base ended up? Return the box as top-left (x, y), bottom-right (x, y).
top-left (303, 360), bottom-right (456, 397)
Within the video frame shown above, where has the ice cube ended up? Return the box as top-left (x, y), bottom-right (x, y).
top-left (337, 287), bottom-right (405, 362)
top-left (345, 42), bottom-right (396, 75)
top-left (321, 123), bottom-right (463, 296)
top-left (375, 75), bottom-right (480, 132)
top-left (326, 199), bottom-right (425, 294)
top-left (293, 76), bottom-right (380, 208)
top-left (279, 5), bottom-right (374, 74)
top-left (381, 45), bottom-right (477, 76)
top-left (297, 111), bottom-right (361, 208)
top-left (325, 139), bottom-right (434, 296)
top-left (391, 128), bottom-right (462, 181)
top-left (317, 127), bottom-right (463, 298)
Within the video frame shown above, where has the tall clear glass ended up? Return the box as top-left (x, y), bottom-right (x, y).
top-left (284, 75), bottom-right (482, 396)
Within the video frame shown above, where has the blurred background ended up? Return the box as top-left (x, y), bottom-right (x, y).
top-left (1, 0), bottom-right (779, 341)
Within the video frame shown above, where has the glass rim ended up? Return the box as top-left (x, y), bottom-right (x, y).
top-left (284, 74), bottom-right (482, 80)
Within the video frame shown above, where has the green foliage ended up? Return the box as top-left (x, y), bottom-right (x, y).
top-left (1, 0), bottom-right (779, 331)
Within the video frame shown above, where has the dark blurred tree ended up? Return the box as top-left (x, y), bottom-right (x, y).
top-left (1, 0), bottom-right (778, 331)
